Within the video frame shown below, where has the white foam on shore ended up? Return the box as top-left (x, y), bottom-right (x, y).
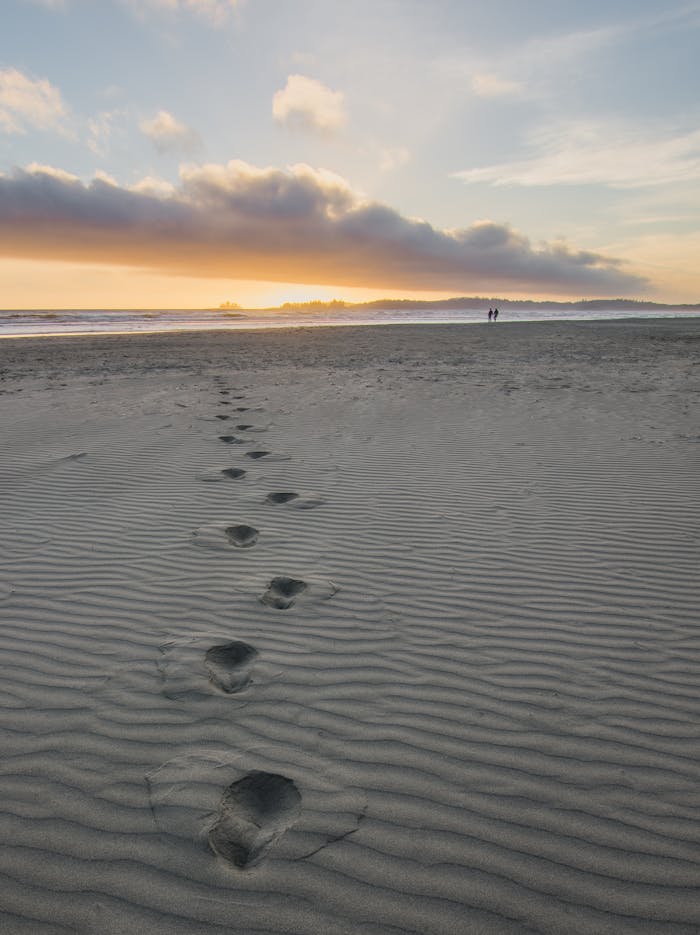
top-left (0, 321), bottom-right (698, 934)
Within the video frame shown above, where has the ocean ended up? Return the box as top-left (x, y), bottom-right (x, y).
top-left (1, 305), bottom-right (698, 338)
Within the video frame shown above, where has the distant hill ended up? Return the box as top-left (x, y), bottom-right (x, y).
top-left (250, 297), bottom-right (700, 313)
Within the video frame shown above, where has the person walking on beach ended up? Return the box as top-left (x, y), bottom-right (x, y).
top-left (493, 308), bottom-right (499, 321)
top-left (488, 308), bottom-right (493, 321)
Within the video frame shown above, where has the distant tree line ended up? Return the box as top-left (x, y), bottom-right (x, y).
top-left (217, 296), bottom-right (699, 313)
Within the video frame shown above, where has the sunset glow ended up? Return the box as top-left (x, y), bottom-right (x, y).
top-left (1, 1), bottom-right (699, 307)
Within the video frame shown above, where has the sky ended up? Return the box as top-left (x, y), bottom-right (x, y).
top-left (1, 0), bottom-right (699, 308)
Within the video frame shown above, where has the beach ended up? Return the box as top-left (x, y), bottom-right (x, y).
top-left (1, 318), bottom-right (699, 934)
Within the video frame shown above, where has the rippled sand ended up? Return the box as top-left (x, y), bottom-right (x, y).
top-left (1, 320), bottom-right (698, 934)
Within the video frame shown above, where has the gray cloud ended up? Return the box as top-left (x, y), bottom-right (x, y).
top-left (0, 161), bottom-right (647, 294)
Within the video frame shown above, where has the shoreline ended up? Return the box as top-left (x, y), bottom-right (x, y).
top-left (2, 311), bottom-right (700, 342)
top-left (1, 312), bottom-right (699, 342)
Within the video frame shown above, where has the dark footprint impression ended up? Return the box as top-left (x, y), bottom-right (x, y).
top-left (221, 468), bottom-right (246, 479)
top-left (216, 414), bottom-right (231, 420)
top-left (209, 771), bottom-right (302, 868)
top-left (204, 641), bottom-right (258, 694)
top-left (261, 576), bottom-right (307, 609)
top-left (266, 492), bottom-right (299, 504)
top-left (246, 450), bottom-right (270, 460)
top-left (265, 491), bottom-right (324, 510)
top-left (236, 424), bottom-right (253, 430)
top-left (225, 524), bottom-right (259, 548)
top-left (220, 435), bottom-right (248, 444)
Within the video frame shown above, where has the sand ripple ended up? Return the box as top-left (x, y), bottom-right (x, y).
top-left (0, 322), bottom-right (698, 933)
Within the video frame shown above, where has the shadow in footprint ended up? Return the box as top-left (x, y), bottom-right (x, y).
top-left (204, 641), bottom-right (258, 694)
top-left (220, 435), bottom-right (248, 444)
top-left (266, 491), bottom-right (324, 510)
top-left (266, 492), bottom-right (299, 504)
top-left (235, 407), bottom-right (249, 412)
top-left (261, 576), bottom-right (307, 609)
top-left (246, 450), bottom-right (270, 459)
top-left (236, 424), bottom-right (253, 430)
top-left (216, 414), bottom-right (231, 420)
top-left (209, 772), bottom-right (302, 868)
top-left (225, 525), bottom-right (259, 548)
top-left (221, 468), bottom-right (246, 479)
top-left (148, 750), bottom-right (364, 864)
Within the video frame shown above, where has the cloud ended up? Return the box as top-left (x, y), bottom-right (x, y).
top-left (0, 68), bottom-right (68, 135)
top-left (140, 110), bottom-right (201, 154)
top-left (272, 75), bottom-right (346, 135)
top-left (87, 109), bottom-right (127, 156)
top-left (129, 175), bottom-right (177, 196)
top-left (448, 7), bottom-right (700, 107)
top-left (471, 73), bottom-right (522, 98)
top-left (0, 160), bottom-right (646, 295)
top-left (443, 23), bottom-right (619, 102)
top-left (453, 122), bottom-right (700, 189)
top-left (24, 163), bottom-right (78, 183)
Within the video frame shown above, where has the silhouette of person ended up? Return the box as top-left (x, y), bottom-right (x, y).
top-left (493, 308), bottom-right (499, 321)
top-left (488, 308), bottom-right (493, 321)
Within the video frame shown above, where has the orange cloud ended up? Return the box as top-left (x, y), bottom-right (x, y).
top-left (0, 161), bottom-right (647, 295)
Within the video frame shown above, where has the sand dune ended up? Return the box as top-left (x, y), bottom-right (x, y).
top-left (0, 320), bottom-right (699, 933)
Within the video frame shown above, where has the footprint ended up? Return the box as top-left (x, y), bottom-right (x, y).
top-left (216, 414), bottom-right (231, 420)
top-left (204, 641), bottom-right (258, 694)
top-left (260, 576), bottom-right (307, 609)
top-left (224, 525), bottom-right (259, 548)
top-left (158, 635), bottom-right (274, 699)
top-left (197, 467), bottom-right (247, 482)
top-left (220, 435), bottom-right (249, 444)
top-left (266, 492), bottom-right (299, 504)
top-left (246, 450), bottom-right (270, 459)
top-left (208, 772), bottom-right (302, 868)
top-left (193, 522), bottom-right (258, 550)
top-left (236, 424), bottom-right (253, 430)
top-left (148, 750), bottom-right (365, 862)
top-left (219, 390), bottom-right (230, 396)
top-left (235, 407), bottom-right (249, 412)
